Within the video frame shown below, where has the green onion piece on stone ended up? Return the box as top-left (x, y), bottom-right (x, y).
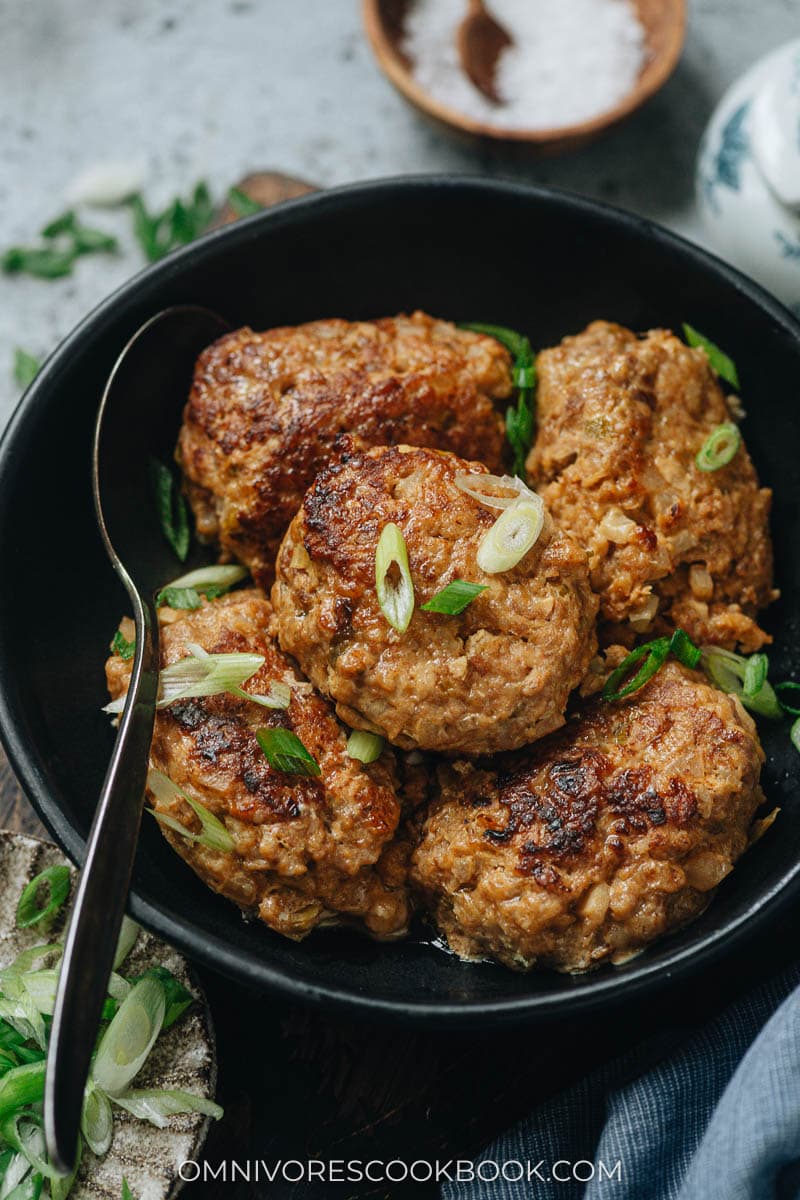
top-left (375, 523), bottom-right (415, 634)
top-left (81, 1083), bottom-right (114, 1157)
top-left (16, 866), bottom-right (70, 931)
top-left (112, 1087), bottom-right (223, 1129)
top-left (477, 497), bottom-right (545, 575)
top-left (696, 423), bottom-right (742, 472)
top-left (683, 324), bottom-right (740, 388)
top-left (91, 977), bottom-right (166, 1097)
top-left (346, 730), bottom-right (385, 764)
top-left (256, 728), bottom-right (321, 777)
top-left (421, 580), bottom-right (487, 615)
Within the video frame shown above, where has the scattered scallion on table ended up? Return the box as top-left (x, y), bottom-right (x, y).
top-left (13, 349), bottom-right (40, 390)
top-left (3, 210), bottom-right (118, 280)
top-left (129, 183), bottom-right (214, 263)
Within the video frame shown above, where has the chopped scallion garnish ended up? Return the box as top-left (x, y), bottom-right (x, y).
top-left (155, 564), bottom-right (248, 609)
top-left (147, 769), bottom-right (235, 853)
top-left (421, 580), bottom-right (487, 615)
top-left (683, 323), bottom-right (740, 388)
top-left (15, 867), bottom-right (70, 931)
top-left (454, 472), bottom-right (531, 510)
top-left (112, 1088), bottom-right (223, 1129)
top-left (150, 458), bottom-right (190, 562)
top-left (776, 682), bottom-right (800, 717)
top-left (669, 628), bottom-right (702, 670)
top-left (696, 422), bottom-right (741, 472)
top-left (346, 730), bottom-right (385, 764)
top-left (700, 646), bottom-right (783, 719)
top-left (375, 523), bottom-right (415, 634)
top-left (112, 629), bottom-right (136, 661)
top-left (791, 717), bottom-right (800, 756)
top-left (602, 638), bottom-right (671, 701)
top-left (460, 322), bottom-right (537, 478)
top-left (476, 497), bottom-right (545, 575)
top-left (129, 183), bottom-right (213, 262)
top-left (256, 728), bottom-right (321, 777)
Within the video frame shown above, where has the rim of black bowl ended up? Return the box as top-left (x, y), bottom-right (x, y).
top-left (2, 175), bottom-right (800, 1027)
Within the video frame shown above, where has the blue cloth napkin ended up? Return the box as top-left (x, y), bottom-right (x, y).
top-left (443, 963), bottom-right (800, 1200)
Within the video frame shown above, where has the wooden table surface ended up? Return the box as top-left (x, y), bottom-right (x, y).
top-left (3, 741), bottom-right (799, 1200)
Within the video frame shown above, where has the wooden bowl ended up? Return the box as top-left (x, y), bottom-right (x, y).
top-left (362, 0), bottom-right (687, 154)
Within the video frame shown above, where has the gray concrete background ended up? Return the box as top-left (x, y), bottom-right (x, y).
top-left (1, 0), bottom-right (798, 426)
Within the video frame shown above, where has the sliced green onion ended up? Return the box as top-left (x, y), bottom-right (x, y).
top-left (149, 458), bottom-right (190, 562)
top-left (791, 717), bottom-right (800, 755)
top-left (459, 322), bottom-right (531, 361)
top-left (602, 638), bottom-right (671, 701)
top-left (421, 580), bottom-right (487, 615)
top-left (375, 523), bottom-right (415, 634)
top-left (683, 323), bottom-right (740, 388)
top-left (454, 472), bottom-right (532, 510)
top-left (155, 586), bottom-right (202, 611)
top-left (128, 967), bottom-right (193, 1030)
top-left (0, 1062), bottom-right (45, 1119)
top-left (0, 1113), bottom-right (57, 1182)
top-left (696, 423), bottom-right (742, 472)
top-left (156, 564), bottom-right (247, 609)
top-left (256, 728), bottom-right (321, 777)
top-left (231, 681), bottom-right (292, 710)
top-left (121, 1179), bottom-right (136, 1200)
top-left (776, 682), bottom-right (800, 717)
top-left (112, 1087), bottom-right (223, 1129)
top-left (669, 628), bottom-right (702, 669)
top-left (700, 646), bottom-right (783, 719)
top-left (112, 629), bottom-right (136, 660)
top-left (18, 971), bottom-right (58, 1016)
top-left (147, 769), bottom-right (235, 853)
top-left (0, 1151), bottom-right (32, 1200)
top-left (91, 977), bottom-right (166, 1097)
top-left (81, 1083), bottom-right (114, 1156)
top-left (4, 943), bottom-right (61, 978)
top-left (13, 349), bottom-right (40, 391)
top-left (113, 916), bottom-right (140, 970)
top-left (107, 972), bottom-right (131, 1004)
top-left (346, 730), bottom-right (385, 764)
top-left (476, 497), bottom-right (545, 575)
top-left (104, 649), bottom-right (266, 714)
top-left (16, 866), bottom-right (70, 930)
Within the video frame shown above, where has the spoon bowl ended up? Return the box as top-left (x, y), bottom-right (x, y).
top-left (44, 305), bottom-right (229, 1172)
top-left (363, 0), bottom-right (687, 153)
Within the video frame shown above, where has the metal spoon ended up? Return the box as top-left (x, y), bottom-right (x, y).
top-left (457, 0), bottom-right (513, 105)
top-left (45, 304), bottom-right (230, 1173)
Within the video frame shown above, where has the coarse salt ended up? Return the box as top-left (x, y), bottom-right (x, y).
top-left (402, 0), bottom-right (647, 132)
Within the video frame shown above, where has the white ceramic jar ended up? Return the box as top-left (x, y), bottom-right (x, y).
top-left (696, 39), bottom-right (800, 317)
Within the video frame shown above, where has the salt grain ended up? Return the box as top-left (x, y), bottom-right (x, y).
top-left (403, 0), bottom-right (646, 132)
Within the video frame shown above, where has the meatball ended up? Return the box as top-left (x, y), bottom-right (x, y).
top-left (106, 590), bottom-right (410, 942)
top-left (411, 661), bottom-right (765, 972)
top-left (178, 311), bottom-right (512, 588)
top-left (526, 321), bottom-right (776, 652)
top-left (272, 444), bottom-right (598, 755)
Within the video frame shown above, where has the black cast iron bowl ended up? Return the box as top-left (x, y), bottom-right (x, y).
top-left (1, 177), bottom-right (799, 1027)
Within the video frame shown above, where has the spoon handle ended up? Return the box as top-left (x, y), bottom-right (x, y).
top-left (44, 588), bottom-right (159, 1173)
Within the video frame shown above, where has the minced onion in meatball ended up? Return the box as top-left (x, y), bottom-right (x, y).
top-left (526, 321), bottom-right (776, 651)
top-left (272, 444), bottom-right (598, 755)
top-left (411, 661), bottom-right (765, 972)
top-left (178, 312), bottom-right (512, 588)
top-left (106, 590), bottom-right (410, 942)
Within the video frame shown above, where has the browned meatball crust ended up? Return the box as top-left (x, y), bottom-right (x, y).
top-left (411, 662), bottom-right (765, 972)
top-left (526, 321), bottom-right (776, 652)
top-left (272, 444), bottom-right (598, 755)
top-left (106, 590), bottom-right (410, 942)
top-left (178, 312), bottom-right (512, 588)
